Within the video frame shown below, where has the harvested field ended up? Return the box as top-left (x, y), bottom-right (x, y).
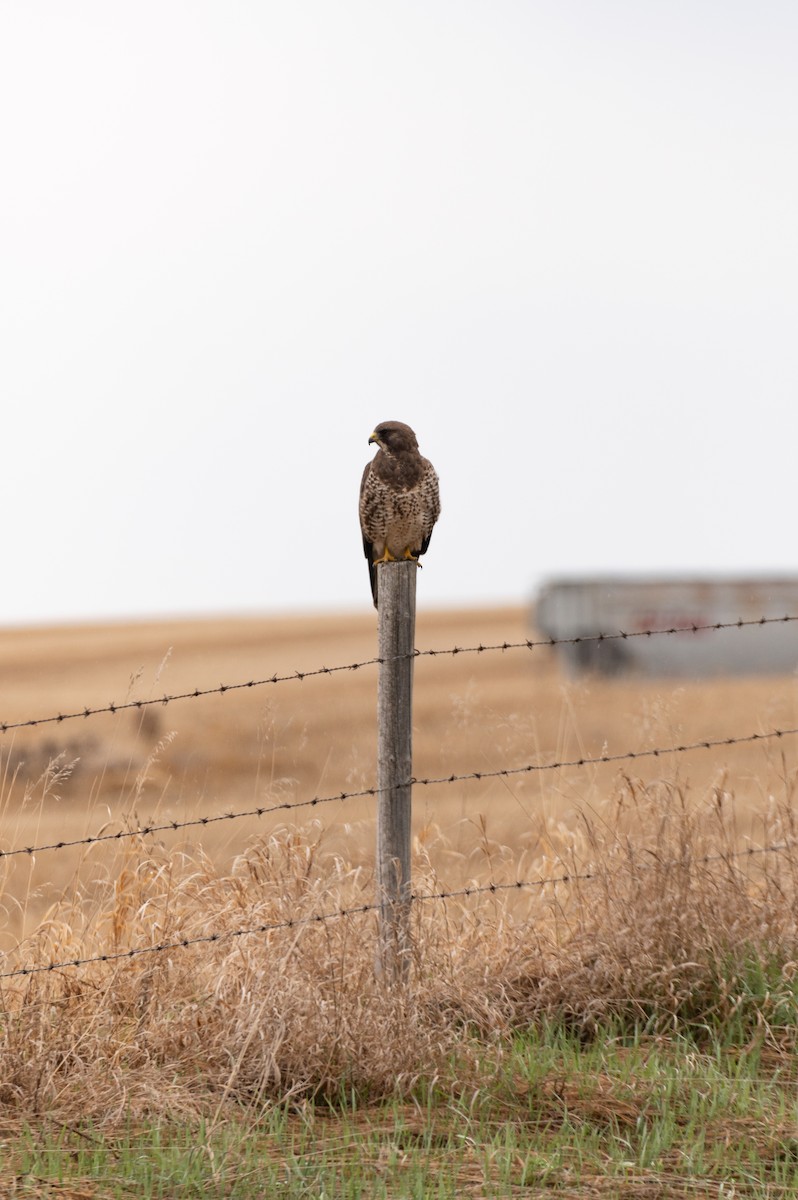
top-left (0, 603), bottom-right (796, 946)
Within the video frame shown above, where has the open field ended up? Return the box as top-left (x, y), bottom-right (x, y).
top-left (3, 605), bottom-right (798, 1195)
top-left (1, 602), bottom-right (797, 942)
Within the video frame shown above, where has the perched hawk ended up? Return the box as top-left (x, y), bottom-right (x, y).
top-left (359, 420), bottom-right (441, 608)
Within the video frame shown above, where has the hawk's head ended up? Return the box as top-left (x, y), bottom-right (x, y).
top-left (368, 421), bottom-right (420, 456)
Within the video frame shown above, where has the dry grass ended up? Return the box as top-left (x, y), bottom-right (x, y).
top-left (2, 604), bottom-right (796, 939)
top-left (0, 606), bottom-right (798, 1132)
top-left (2, 776), bottom-right (798, 1127)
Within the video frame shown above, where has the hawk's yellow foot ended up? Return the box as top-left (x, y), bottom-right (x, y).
top-left (372, 548), bottom-right (398, 566)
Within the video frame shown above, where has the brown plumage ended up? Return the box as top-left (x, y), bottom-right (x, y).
top-left (359, 420), bottom-right (441, 608)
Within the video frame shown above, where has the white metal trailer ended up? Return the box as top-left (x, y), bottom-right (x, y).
top-left (534, 577), bottom-right (798, 677)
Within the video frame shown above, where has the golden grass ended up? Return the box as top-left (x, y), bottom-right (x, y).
top-left (2, 776), bottom-right (798, 1127)
top-left (2, 605), bottom-right (796, 937)
top-left (0, 606), bottom-right (797, 1124)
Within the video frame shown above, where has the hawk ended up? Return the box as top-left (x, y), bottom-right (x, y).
top-left (359, 420), bottom-right (441, 608)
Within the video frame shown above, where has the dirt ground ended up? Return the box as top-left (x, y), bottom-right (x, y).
top-left (1, 603), bottom-right (796, 943)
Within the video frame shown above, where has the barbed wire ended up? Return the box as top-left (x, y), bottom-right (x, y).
top-left (1, 839), bottom-right (790, 980)
top-left (0, 785), bottom-right (381, 861)
top-left (0, 658), bottom-right (383, 734)
top-left (420, 613), bottom-right (798, 658)
top-left (4, 720), bottom-right (798, 864)
top-left (2, 613), bottom-right (796, 736)
top-left (415, 722), bottom-right (798, 784)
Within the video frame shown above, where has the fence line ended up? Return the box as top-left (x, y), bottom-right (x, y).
top-left (421, 613), bottom-right (798, 657)
top-left (1, 839), bottom-right (790, 981)
top-left (0, 659), bottom-right (383, 734)
top-left (4, 720), bottom-right (798, 864)
top-left (2, 613), bottom-right (796, 736)
top-left (3, 613), bottom-right (798, 979)
top-left (0, 785), bottom-right (382, 861)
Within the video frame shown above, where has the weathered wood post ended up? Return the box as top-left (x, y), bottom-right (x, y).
top-left (376, 559), bottom-right (416, 982)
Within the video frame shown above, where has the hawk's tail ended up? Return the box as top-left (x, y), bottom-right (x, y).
top-left (369, 558), bottom-right (378, 608)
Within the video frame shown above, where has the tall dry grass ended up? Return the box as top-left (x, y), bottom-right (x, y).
top-left (2, 608), bottom-right (798, 1127)
top-left (2, 765), bottom-right (798, 1127)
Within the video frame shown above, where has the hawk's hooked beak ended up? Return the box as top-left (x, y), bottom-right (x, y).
top-left (368, 432), bottom-right (379, 446)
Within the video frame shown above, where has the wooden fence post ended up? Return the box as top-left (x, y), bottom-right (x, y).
top-left (375, 559), bottom-right (416, 982)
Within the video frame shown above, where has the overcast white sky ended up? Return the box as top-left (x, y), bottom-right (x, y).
top-left (1, 1), bottom-right (796, 626)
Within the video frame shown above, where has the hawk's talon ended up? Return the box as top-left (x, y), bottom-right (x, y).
top-left (374, 547), bottom-right (421, 568)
